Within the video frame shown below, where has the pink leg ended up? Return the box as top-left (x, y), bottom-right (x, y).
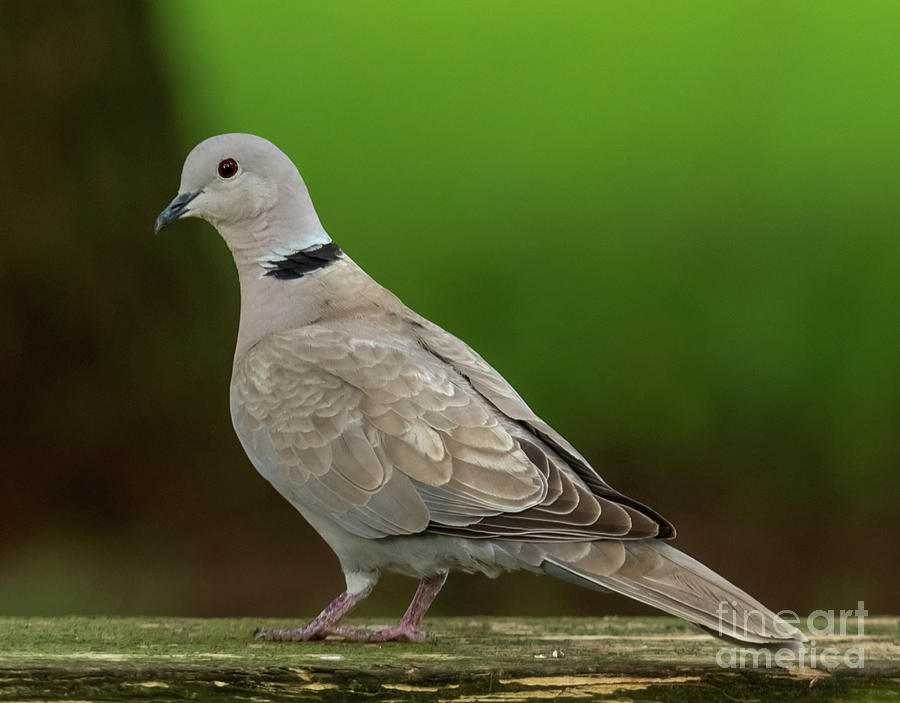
top-left (330, 572), bottom-right (448, 643)
top-left (255, 584), bottom-right (374, 642)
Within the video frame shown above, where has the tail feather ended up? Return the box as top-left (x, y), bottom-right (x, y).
top-left (541, 540), bottom-right (806, 650)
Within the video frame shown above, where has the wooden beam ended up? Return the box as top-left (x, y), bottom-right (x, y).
top-left (0, 616), bottom-right (896, 700)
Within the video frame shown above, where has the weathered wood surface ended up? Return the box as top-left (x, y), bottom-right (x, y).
top-left (0, 616), bottom-right (897, 701)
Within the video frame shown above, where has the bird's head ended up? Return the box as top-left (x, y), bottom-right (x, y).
top-left (155, 133), bottom-right (330, 261)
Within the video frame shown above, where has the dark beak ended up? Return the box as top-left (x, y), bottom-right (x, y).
top-left (154, 190), bottom-right (202, 234)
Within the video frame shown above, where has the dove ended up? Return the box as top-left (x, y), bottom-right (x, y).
top-left (156, 133), bottom-right (806, 649)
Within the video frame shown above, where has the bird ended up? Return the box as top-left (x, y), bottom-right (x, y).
top-left (155, 133), bottom-right (806, 649)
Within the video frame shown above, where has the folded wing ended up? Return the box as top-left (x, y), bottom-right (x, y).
top-left (231, 323), bottom-right (671, 541)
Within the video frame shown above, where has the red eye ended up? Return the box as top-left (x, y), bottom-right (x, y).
top-left (218, 158), bottom-right (238, 179)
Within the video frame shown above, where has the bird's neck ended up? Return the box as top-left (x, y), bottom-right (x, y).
top-left (219, 185), bottom-right (332, 271)
top-left (213, 182), bottom-right (374, 365)
top-left (230, 253), bottom-right (385, 365)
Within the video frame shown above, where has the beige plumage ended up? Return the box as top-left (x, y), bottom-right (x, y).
top-left (156, 133), bottom-right (806, 649)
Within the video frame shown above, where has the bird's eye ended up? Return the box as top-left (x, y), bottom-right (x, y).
top-left (218, 158), bottom-right (239, 179)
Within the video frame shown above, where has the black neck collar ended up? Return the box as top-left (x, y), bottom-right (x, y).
top-left (263, 242), bottom-right (343, 280)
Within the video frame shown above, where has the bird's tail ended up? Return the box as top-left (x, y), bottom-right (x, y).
top-left (538, 540), bottom-right (806, 650)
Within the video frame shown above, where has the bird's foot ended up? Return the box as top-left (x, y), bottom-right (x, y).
top-left (327, 623), bottom-right (431, 642)
top-left (254, 625), bottom-right (328, 642)
top-left (253, 623), bottom-right (430, 643)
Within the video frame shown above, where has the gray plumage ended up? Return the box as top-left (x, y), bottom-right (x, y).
top-left (156, 133), bottom-right (806, 649)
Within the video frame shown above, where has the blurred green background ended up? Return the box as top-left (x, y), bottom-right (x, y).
top-left (1, 0), bottom-right (898, 620)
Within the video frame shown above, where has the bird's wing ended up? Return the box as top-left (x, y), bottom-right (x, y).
top-left (405, 312), bottom-right (675, 539)
top-left (232, 324), bottom-right (669, 541)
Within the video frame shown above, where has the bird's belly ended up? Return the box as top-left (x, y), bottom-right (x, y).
top-left (309, 525), bottom-right (534, 581)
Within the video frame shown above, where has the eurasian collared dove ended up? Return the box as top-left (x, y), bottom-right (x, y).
top-left (156, 133), bottom-right (806, 649)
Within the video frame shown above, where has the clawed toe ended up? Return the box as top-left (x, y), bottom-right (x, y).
top-left (254, 626), bottom-right (326, 642)
top-left (328, 623), bottom-right (431, 642)
top-left (254, 626), bottom-right (291, 641)
top-left (255, 622), bottom-right (434, 643)
top-left (375, 625), bottom-right (430, 642)
top-left (385, 628), bottom-right (430, 642)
